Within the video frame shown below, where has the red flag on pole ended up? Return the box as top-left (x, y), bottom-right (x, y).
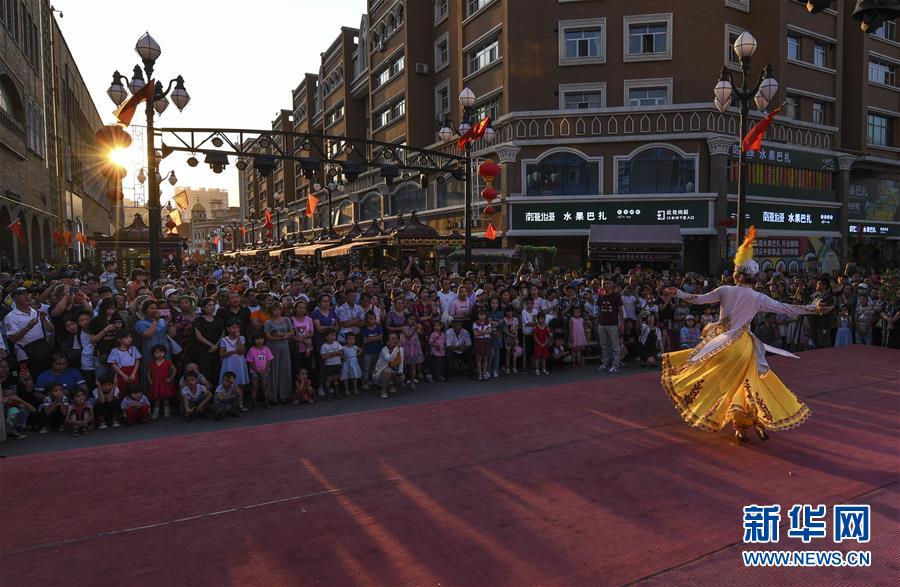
top-left (305, 191), bottom-right (319, 218)
top-left (264, 208), bottom-right (273, 228)
top-left (240, 226), bottom-right (247, 237)
top-left (741, 104), bottom-right (783, 153)
top-left (484, 222), bottom-right (497, 241)
top-left (457, 117), bottom-right (491, 150)
top-left (8, 219), bottom-right (25, 243)
top-left (113, 81), bottom-right (155, 127)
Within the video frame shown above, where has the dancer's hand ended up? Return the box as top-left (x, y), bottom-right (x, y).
top-left (815, 301), bottom-right (833, 315)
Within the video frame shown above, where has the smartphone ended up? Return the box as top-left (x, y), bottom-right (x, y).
top-left (703, 280), bottom-right (709, 288)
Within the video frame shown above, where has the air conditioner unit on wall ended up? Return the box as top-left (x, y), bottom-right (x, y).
top-left (415, 63), bottom-right (429, 74)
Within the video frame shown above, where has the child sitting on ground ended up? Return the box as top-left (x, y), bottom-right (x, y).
top-left (213, 371), bottom-right (241, 419)
top-left (293, 367), bottom-right (314, 405)
top-left (65, 389), bottom-right (93, 436)
top-left (181, 372), bottom-right (212, 421)
top-left (119, 385), bottom-right (150, 425)
top-left (92, 374), bottom-right (120, 429)
top-left (3, 386), bottom-right (36, 439)
top-left (37, 383), bottom-right (69, 434)
top-left (550, 334), bottom-right (571, 371)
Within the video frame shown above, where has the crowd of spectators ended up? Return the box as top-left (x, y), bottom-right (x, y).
top-left (2, 257), bottom-right (898, 442)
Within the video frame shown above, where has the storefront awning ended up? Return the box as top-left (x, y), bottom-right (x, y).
top-left (294, 242), bottom-right (339, 257)
top-left (588, 225), bottom-right (683, 262)
top-left (321, 242), bottom-right (360, 258)
top-left (269, 247), bottom-right (293, 257)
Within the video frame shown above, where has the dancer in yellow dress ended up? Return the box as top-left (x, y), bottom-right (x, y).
top-left (661, 227), bottom-right (831, 442)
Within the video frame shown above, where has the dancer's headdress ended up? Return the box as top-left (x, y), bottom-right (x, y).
top-left (733, 226), bottom-right (759, 276)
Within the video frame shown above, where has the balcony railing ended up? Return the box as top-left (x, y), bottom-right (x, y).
top-left (0, 109), bottom-right (26, 142)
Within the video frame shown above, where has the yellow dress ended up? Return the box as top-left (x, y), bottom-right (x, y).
top-left (661, 286), bottom-right (816, 432)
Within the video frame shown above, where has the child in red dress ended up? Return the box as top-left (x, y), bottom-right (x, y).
top-left (532, 312), bottom-right (550, 376)
top-left (146, 344), bottom-right (176, 419)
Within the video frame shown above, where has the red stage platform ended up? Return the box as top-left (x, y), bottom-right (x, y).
top-left (1, 346), bottom-right (898, 586)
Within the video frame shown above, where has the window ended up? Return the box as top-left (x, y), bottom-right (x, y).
top-left (25, 97), bottom-right (44, 156)
top-left (629, 86), bottom-right (668, 106)
top-left (623, 14), bottom-right (672, 62)
top-left (474, 97), bottom-right (499, 121)
top-left (565, 28), bottom-right (601, 59)
top-left (335, 201), bottom-right (353, 226)
top-left (525, 151), bottom-right (600, 196)
top-left (437, 176), bottom-right (465, 208)
top-left (435, 81), bottom-right (450, 118)
top-left (375, 67), bottom-right (390, 88)
top-left (785, 95), bottom-right (799, 119)
top-left (391, 55), bottom-right (404, 76)
top-left (325, 103), bottom-right (344, 127)
top-left (813, 43), bottom-right (826, 67)
top-left (391, 184), bottom-right (426, 215)
top-left (564, 91), bottom-right (603, 110)
top-left (726, 28), bottom-right (741, 65)
top-left (787, 35), bottom-right (800, 60)
top-left (359, 193), bottom-right (381, 221)
top-left (374, 98), bottom-right (405, 129)
top-left (872, 19), bottom-right (895, 41)
top-left (867, 113), bottom-right (893, 146)
top-left (435, 0), bottom-right (448, 23)
top-left (467, 37), bottom-right (500, 75)
top-left (812, 101), bottom-right (825, 125)
top-left (466, 0), bottom-right (491, 17)
top-left (869, 58), bottom-right (897, 87)
top-left (624, 79), bottom-right (672, 107)
top-left (435, 34), bottom-right (449, 69)
top-left (617, 147), bottom-right (697, 194)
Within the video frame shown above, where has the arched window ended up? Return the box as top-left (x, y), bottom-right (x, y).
top-left (390, 183), bottom-right (426, 215)
top-left (388, 13), bottom-right (397, 31)
top-left (0, 75), bottom-right (23, 121)
top-left (437, 176), bottom-right (465, 208)
top-left (525, 151), bottom-right (599, 196)
top-left (334, 201), bottom-right (353, 226)
top-left (396, 5), bottom-right (404, 25)
top-left (314, 206), bottom-right (329, 230)
top-left (359, 193), bottom-right (381, 221)
top-left (616, 146), bottom-right (697, 194)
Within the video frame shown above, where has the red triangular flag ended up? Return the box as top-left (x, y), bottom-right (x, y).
top-left (8, 219), bottom-right (25, 243)
top-left (741, 103), bottom-right (783, 153)
top-left (264, 208), bottom-right (273, 228)
top-left (485, 222), bottom-right (497, 241)
top-left (305, 192), bottom-right (319, 218)
top-left (113, 80), bottom-right (155, 127)
top-left (240, 226), bottom-right (247, 237)
top-left (213, 236), bottom-right (220, 246)
top-left (457, 117), bottom-right (491, 149)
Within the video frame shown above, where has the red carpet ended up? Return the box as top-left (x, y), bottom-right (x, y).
top-left (1, 346), bottom-right (898, 586)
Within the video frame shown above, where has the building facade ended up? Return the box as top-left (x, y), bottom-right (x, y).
top-left (1, 1), bottom-right (114, 271)
top-left (239, 0), bottom-right (899, 273)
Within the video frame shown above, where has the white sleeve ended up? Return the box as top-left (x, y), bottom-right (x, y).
top-left (676, 287), bottom-right (723, 305)
top-left (757, 293), bottom-right (817, 317)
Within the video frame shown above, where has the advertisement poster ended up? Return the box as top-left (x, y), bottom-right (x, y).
top-left (729, 236), bottom-right (840, 275)
top-left (848, 177), bottom-right (900, 221)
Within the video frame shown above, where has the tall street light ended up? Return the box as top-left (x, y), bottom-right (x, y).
top-left (439, 87), bottom-right (495, 271)
top-left (713, 31), bottom-right (778, 248)
top-left (107, 33), bottom-right (190, 282)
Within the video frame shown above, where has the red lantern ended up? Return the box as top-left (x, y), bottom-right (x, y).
top-left (478, 159), bottom-right (500, 186)
top-left (480, 186), bottom-right (497, 203)
top-left (483, 205), bottom-right (495, 216)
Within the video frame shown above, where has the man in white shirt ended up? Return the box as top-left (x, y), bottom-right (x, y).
top-left (445, 319), bottom-right (474, 378)
top-left (437, 278), bottom-right (457, 318)
top-left (336, 293), bottom-right (365, 343)
top-left (3, 287), bottom-right (52, 365)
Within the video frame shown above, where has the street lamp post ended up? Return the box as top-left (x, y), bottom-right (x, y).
top-left (107, 33), bottom-right (189, 282)
top-left (438, 87), bottom-right (495, 271)
top-left (713, 31), bottom-right (778, 247)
